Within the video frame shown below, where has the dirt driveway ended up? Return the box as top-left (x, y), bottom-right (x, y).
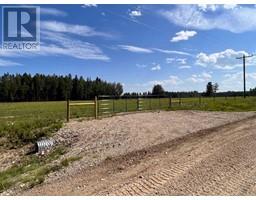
top-left (20, 110), bottom-right (256, 195)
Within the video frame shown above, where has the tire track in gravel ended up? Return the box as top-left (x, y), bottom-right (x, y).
top-left (157, 130), bottom-right (256, 195)
top-left (104, 117), bottom-right (256, 196)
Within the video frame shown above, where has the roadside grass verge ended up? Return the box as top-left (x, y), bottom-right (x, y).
top-left (0, 101), bottom-right (94, 147)
top-left (0, 146), bottom-right (67, 193)
top-left (0, 118), bottom-right (62, 148)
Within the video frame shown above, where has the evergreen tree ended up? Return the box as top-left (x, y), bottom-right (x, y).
top-left (0, 73), bottom-right (123, 102)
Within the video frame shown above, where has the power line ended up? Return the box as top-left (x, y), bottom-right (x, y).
top-left (236, 54), bottom-right (254, 98)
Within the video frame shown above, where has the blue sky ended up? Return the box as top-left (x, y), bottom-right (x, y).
top-left (1, 4), bottom-right (256, 92)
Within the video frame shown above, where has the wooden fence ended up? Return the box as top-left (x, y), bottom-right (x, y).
top-left (66, 94), bottom-right (243, 121)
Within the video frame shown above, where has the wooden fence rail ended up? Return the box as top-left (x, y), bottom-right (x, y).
top-left (66, 95), bottom-right (242, 122)
top-left (66, 96), bottom-right (98, 122)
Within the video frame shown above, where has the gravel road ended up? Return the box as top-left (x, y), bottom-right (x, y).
top-left (19, 110), bottom-right (256, 195)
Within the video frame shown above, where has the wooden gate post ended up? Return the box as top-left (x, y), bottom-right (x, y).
top-left (66, 99), bottom-right (70, 122)
top-left (112, 97), bottom-right (115, 114)
top-left (94, 96), bottom-right (98, 119)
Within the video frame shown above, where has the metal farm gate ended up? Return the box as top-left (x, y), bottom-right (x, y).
top-left (98, 95), bottom-right (113, 117)
top-left (66, 94), bottom-right (208, 121)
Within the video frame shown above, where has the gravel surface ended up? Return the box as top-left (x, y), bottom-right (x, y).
top-left (17, 110), bottom-right (256, 195)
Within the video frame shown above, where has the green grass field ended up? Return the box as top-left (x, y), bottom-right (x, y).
top-left (1, 96), bottom-right (256, 147)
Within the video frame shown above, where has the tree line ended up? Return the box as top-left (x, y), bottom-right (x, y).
top-left (1, 73), bottom-right (256, 102)
top-left (124, 82), bottom-right (256, 98)
top-left (0, 73), bottom-right (123, 102)
top-left (123, 83), bottom-right (215, 98)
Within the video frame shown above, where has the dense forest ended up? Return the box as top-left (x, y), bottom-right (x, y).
top-left (0, 73), bottom-right (123, 102)
top-left (1, 73), bottom-right (256, 102)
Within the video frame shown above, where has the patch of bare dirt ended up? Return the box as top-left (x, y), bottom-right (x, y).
top-left (0, 144), bottom-right (32, 172)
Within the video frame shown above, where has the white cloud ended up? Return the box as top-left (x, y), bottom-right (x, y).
top-left (129, 10), bottom-right (142, 17)
top-left (201, 72), bottom-right (212, 79)
top-left (125, 77), bottom-right (184, 92)
top-left (0, 50), bottom-right (22, 57)
top-left (188, 72), bottom-right (212, 83)
top-left (166, 58), bottom-right (175, 64)
top-left (223, 4), bottom-right (237, 10)
top-left (82, 4), bottom-right (97, 8)
top-left (136, 63), bottom-right (161, 70)
top-left (169, 75), bottom-right (182, 85)
top-left (118, 45), bottom-right (153, 53)
top-left (197, 4), bottom-right (237, 12)
top-left (177, 58), bottom-right (187, 65)
top-left (117, 46), bottom-right (193, 56)
top-left (136, 64), bottom-right (147, 68)
top-left (39, 30), bottom-right (110, 61)
top-left (179, 65), bottom-right (191, 69)
top-left (153, 48), bottom-right (192, 56)
top-left (166, 58), bottom-right (187, 65)
top-left (39, 40), bottom-right (110, 61)
top-left (149, 75), bottom-right (183, 86)
top-left (151, 64), bottom-right (161, 71)
top-left (160, 5), bottom-right (256, 33)
top-left (0, 22), bottom-right (110, 62)
top-left (195, 49), bottom-right (253, 70)
top-left (221, 71), bottom-right (256, 91)
top-left (197, 4), bottom-right (218, 12)
top-left (41, 21), bottom-right (111, 38)
top-left (171, 30), bottom-right (197, 42)
top-left (3, 39), bottom-right (110, 62)
top-left (0, 59), bottom-right (22, 66)
top-left (40, 8), bottom-right (67, 17)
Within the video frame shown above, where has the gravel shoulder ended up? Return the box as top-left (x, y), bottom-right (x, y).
top-left (19, 110), bottom-right (256, 195)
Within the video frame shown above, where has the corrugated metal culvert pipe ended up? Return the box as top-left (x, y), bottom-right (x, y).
top-left (35, 138), bottom-right (55, 155)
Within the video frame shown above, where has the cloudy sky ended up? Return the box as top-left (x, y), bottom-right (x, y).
top-left (1, 4), bottom-right (256, 92)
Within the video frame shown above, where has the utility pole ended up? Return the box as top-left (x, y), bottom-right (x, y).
top-left (236, 54), bottom-right (254, 98)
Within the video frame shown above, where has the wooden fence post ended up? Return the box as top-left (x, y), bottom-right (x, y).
top-left (149, 97), bottom-right (152, 110)
top-left (169, 96), bottom-right (172, 109)
top-left (112, 97), bottom-right (115, 114)
top-left (137, 96), bottom-right (139, 111)
top-left (125, 97), bottom-right (128, 112)
top-left (66, 99), bottom-right (70, 122)
top-left (158, 96), bottom-right (161, 109)
top-left (199, 94), bottom-right (201, 105)
top-left (95, 96), bottom-right (98, 119)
